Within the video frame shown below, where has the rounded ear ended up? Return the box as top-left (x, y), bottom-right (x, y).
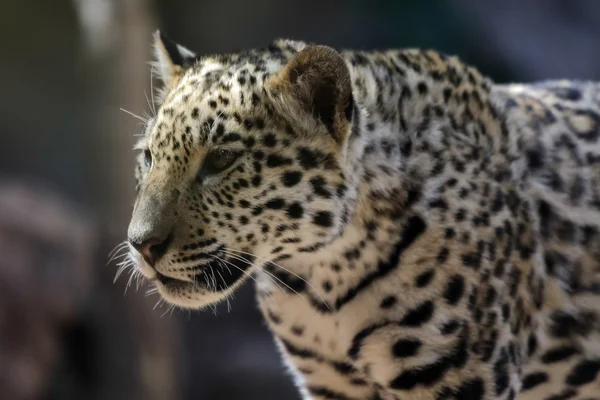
top-left (266, 45), bottom-right (354, 145)
top-left (152, 30), bottom-right (197, 87)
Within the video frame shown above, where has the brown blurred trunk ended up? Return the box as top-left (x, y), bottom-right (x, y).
top-left (74, 1), bottom-right (180, 399)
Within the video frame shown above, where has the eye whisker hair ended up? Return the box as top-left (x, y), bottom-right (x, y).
top-left (149, 65), bottom-right (157, 116)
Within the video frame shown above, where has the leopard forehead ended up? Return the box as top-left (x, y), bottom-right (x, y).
top-left (145, 61), bottom-right (277, 160)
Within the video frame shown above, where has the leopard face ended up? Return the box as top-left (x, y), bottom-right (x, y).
top-left (127, 33), bottom-right (358, 308)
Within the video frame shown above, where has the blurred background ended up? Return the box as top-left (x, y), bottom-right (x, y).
top-left (0, 1), bottom-right (599, 399)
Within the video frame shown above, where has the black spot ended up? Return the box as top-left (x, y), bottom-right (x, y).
top-left (297, 147), bottom-right (320, 169)
top-left (521, 371), bottom-right (549, 391)
top-left (484, 287), bottom-right (497, 307)
top-left (525, 144), bottom-right (545, 170)
top-left (491, 190), bottom-right (505, 213)
top-left (392, 339), bottom-right (421, 358)
top-left (541, 346), bottom-right (579, 364)
top-left (440, 320), bottom-right (460, 335)
top-left (565, 359), bottom-right (600, 386)
top-left (493, 348), bottom-right (510, 396)
top-left (437, 247), bottom-right (450, 263)
top-left (310, 176), bottom-right (331, 198)
top-left (286, 202), bottom-right (304, 219)
top-left (429, 198), bottom-right (448, 210)
top-left (462, 252), bottom-right (482, 269)
top-left (389, 325), bottom-right (469, 391)
top-left (544, 388), bottom-right (578, 400)
top-left (266, 198), bottom-right (286, 209)
top-left (243, 136), bottom-right (256, 148)
top-left (262, 133), bottom-right (277, 147)
top-left (252, 206), bottom-right (262, 217)
top-left (443, 275), bottom-right (465, 305)
top-left (415, 269), bottom-right (435, 287)
top-left (308, 386), bottom-right (354, 400)
top-left (549, 311), bottom-right (592, 338)
top-left (527, 334), bottom-right (538, 357)
top-left (222, 133), bottom-right (241, 143)
top-left (282, 170), bottom-right (303, 187)
top-left (406, 187), bottom-right (422, 206)
top-left (266, 154), bottom-right (293, 168)
top-left (313, 211), bottom-right (333, 227)
top-left (443, 87), bottom-right (452, 103)
top-left (380, 296), bottom-right (397, 309)
top-left (454, 378), bottom-right (485, 400)
top-left (267, 310), bottom-right (281, 324)
top-left (399, 300), bottom-right (434, 327)
top-left (291, 325), bottom-right (304, 336)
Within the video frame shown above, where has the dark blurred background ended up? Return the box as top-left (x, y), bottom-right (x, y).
top-left (0, 1), bottom-right (599, 399)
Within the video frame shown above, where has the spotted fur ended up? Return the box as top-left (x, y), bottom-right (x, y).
top-left (125, 31), bottom-right (600, 399)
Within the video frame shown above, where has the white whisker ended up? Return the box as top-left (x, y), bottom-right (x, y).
top-left (224, 248), bottom-right (330, 310)
top-left (107, 241), bottom-right (130, 265)
top-left (146, 286), bottom-right (158, 297)
top-left (161, 304), bottom-right (175, 318)
top-left (220, 250), bottom-right (290, 296)
top-left (153, 297), bottom-right (165, 310)
top-left (114, 259), bottom-right (134, 283)
top-left (213, 254), bottom-right (281, 311)
top-left (108, 241), bottom-right (128, 258)
top-left (144, 91), bottom-right (154, 117)
top-left (120, 107), bottom-right (148, 123)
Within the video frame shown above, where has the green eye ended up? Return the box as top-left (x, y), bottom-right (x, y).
top-left (144, 150), bottom-right (152, 168)
top-left (197, 150), bottom-right (241, 181)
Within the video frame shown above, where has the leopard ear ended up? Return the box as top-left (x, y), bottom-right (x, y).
top-left (266, 45), bottom-right (354, 146)
top-left (152, 30), bottom-right (197, 87)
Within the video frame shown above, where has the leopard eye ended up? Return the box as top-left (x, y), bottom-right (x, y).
top-left (144, 150), bottom-right (152, 168)
top-left (197, 150), bottom-right (241, 181)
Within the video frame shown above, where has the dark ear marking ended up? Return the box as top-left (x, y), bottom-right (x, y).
top-left (159, 31), bottom-right (197, 69)
top-left (153, 30), bottom-right (198, 85)
top-left (160, 31), bottom-right (184, 67)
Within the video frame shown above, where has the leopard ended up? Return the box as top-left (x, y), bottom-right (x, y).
top-left (124, 31), bottom-right (600, 399)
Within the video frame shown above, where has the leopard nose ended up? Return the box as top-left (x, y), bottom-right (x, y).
top-left (129, 233), bottom-right (172, 267)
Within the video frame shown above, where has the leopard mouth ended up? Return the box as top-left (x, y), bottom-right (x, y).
top-left (154, 255), bottom-right (256, 292)
top-left (155, 271), bottom-right (183, 286)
